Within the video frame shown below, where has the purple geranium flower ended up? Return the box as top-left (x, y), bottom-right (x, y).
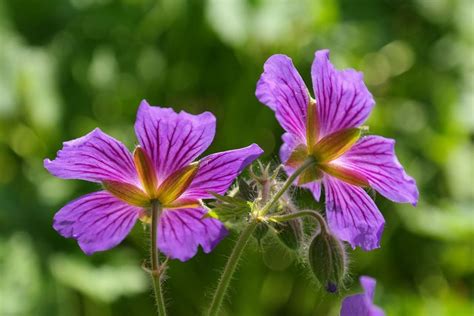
top-left (340, 276), bottom-right (385, 316)
top-left (45, 100), bottom-right (263, 261)
top-left (256, 50), bottom-right (418, 250)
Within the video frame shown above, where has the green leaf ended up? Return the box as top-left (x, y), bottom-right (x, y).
top-left (235, 178), bottom-right (257, 201)
top-left (204, 191), bottom-right (252, 223)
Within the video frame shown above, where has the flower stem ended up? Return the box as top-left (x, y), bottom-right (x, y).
top-left (207, 159), bottom-right (316, 315)
top-left (259, 157), bottom-right (316, 216)
top-left (207, 220), bottom-right (257, 316)
top-left (150, 200), bottom-right (167, 316)
top-left (261, 179), bottom-right (271, 204)
top-left (269, 209), bottom-right (328, 234)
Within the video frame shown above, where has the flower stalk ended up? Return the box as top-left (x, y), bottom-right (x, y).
top-left (207, 220), bottom-right (258, 316)
top-left (150, 200), bottom-right (167, 316)
top-left (269, 209), bottom-right (328, 234)
top-left (207, 159), bottom-right (316, 316)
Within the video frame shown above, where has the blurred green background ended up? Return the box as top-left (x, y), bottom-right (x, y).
top-left (0, 0), bottom-right (472, 315)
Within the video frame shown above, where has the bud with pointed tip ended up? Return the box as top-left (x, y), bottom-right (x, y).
top-left (308, 230), bottom-right (347, 293)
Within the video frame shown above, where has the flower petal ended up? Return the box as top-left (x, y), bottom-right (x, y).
top-left (53, 191), bottom-right (140, 255)
top-left (311, 50), bottom-right (375, 138)
top-left (302, 181), bottom-right (322, 201)
top-left (323, 176), bottom-right (385, 251)
top-left (183, 144), bottom-right (263, 199)
top-left (360, 276), bottom-right (377, 300)
top-left (157, 207), bottom-right (228, 261)
top-left (256, 54), bottom-right (310, 140)
top-left (44, 128), bottom-right (138, 184)
top-left (134, 100), bottom-right (216, 181)
top-left (334, 136), bottom-right (419, 205)
top-left (340, 276), bottom-right (385, 316)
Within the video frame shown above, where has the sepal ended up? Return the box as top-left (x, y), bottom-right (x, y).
top-left (306, 98), bottom-right (319, 151)
top-left (133, 146), bottom-right (158, 197)
top-left (286, 145), bottom-right (308, 168)
top-left (103, 181), bottom-right (150, 207)
top-left (313, 128), bottom-right (361, 162)
top-left (156, 162), bottom-right (199, 206)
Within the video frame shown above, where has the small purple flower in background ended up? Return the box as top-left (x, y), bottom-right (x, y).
top-left (45, 100), bottom-right (263, 261)
top-left (340, 276), bottom-right (385, 316)
top-left (256, 49), bottom-right (418, 250)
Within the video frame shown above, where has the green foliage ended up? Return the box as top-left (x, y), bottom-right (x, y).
top-left (206, 191), bottom-right (253, 224)
top-left (50, 254), bottom-right (148, 303)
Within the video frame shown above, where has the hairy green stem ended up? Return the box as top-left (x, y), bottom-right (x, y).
top-left (150, 200), bottom-right (167, 316)
top-left (207, 160), bottom-right (316, 315)
top-left (207, 220), bottom-right (258, 316)
top-left (259, 157), bottom-right (316, 216)
top-left (261, 179), bottom-right (271, 204)
top-left (269, 209), bottom-right (328, 234)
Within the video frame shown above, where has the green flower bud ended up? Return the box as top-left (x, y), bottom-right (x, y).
top-left (308, 231), bottom-right (347, 293)
top-left (276, 218), bottom-right (303, 250)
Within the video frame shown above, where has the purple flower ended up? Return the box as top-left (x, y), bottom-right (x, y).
top-left (256, 50), bottom-right (418, 250)
top-left (45, 100), bottom-right (263, 261)
top-left (340, 276), bottom-right (385, 316)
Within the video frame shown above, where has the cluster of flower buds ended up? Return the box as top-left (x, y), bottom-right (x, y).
top-left (249, 161), bottom-right (303, 249)
top-left (211, 161), bottom-right (348, 293)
